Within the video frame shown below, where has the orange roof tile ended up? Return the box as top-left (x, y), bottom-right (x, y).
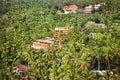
top-left (64, 5), bottom-right (78, 10)
top-left (17, 64), bottom-right (27, 71)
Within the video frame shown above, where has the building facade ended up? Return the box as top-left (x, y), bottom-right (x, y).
top-left (83, 5), bottom-right (93, 13)
top-left (31, 37), bottom-right (54, 50)
top-left (63, 5), bottom-right (78, 14)
top-left (54, 26), bottom-right (73, 38)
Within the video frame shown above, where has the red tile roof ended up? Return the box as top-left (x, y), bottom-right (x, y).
top-left (17, 64), bottom-right (27, 71)
top-left (64, 5), bottom-right (78, 10)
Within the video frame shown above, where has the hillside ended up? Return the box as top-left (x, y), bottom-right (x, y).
top-left (0, 0), bottom-right (120, 79)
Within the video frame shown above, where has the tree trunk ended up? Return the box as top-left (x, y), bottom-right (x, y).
top-left (98, 59), bottom-right (100, 70)
top-left (108, 59), bottom-right (110, 70)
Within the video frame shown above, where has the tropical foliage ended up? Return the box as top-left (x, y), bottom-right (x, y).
top-left (0, 0), bottom-right (120, 80)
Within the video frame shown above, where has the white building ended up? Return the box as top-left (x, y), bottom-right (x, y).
top-left (94, 4), bottom-right (101, 10)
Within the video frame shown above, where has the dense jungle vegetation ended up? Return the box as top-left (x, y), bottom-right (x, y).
top-left (0, 0), bottom-right (120, 79)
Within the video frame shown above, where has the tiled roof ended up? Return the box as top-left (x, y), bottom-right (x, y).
top-left (13, 64), bottom-right (27, 73)
top-left (64, 5), bottom-right (78, 10)
top-left (16, 64), bottom-right (27, 71)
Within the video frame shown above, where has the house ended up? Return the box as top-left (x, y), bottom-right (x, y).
top-left (94, 4), bottom-right (101, 10)
top-left (56, 10), bottom-right (63, 15)
top-left (13, 64), bottom-right (27, 78)
top-left (94, 2), bottom-right (105, 10)
top-left (85, 21), bottom-right (106, 28)
top-left (83, 5), bottom-right (93, 13)
top-left (95, 23), bottom-right (106, 28)
top-left (54, 26), bottom-right (73, 38)
top-left (108, 27), bottom-right (112, 32)
top-left (56, 10), bottom-right (62, 14)
top-left (63, 5), bottom-right (78, 14)
top-left (89, 32), bottom-right (96, 38)
top-left (31, 37), bottom-right (54, 50)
